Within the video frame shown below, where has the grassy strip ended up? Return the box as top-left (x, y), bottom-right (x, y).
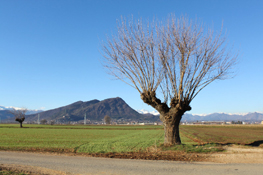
top-left (160, 143), bottom-right (224, 153)
top-left (0, 170), bottom-right (27, 175)
top-left (0, 124), bottom-right (163, 130)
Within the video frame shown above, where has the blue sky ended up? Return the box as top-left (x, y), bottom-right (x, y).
top-left (0, 0), bottom-right (262, 114)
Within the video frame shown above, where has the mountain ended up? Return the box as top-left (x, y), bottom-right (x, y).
top-left (0, 106), bottom-right (43, 120)
top-left (137, 110), bottom-right (263, 122)
top-left (24, 97), bottom-right (160, 122)
top-left (181, 112), bottom-right (263, 122)
top-left (137, 109), bottom-right (159, 116)
top-left (0, 106), bottom-right (18, 110)
top-left (0, 110), bottom-right (14, 120)
top-left (25, 110), bottom-right (44, 115)
top-left (244, 112), bottom-right (263, 121)
top-left (1, 99), bottom-right (262, 123)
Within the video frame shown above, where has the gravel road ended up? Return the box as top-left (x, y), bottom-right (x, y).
top-left (1, 151), bottom-right (263, 175)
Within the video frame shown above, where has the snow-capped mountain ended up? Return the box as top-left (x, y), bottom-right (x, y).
top-left (191, 112), bottom-right (250, 116)
top-left (0, 106), bottom-right (23, 110)
top-left (137, 109), bottom-right (160, 116)
top-left (0, 106), bottom-right (43, 115)
top-left (137, 109), bottom-right (263, 122)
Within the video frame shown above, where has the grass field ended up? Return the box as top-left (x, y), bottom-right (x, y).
top-left (0, 124), bottom-right (166, 153)
top-left (1, 124), bottom-right (263, 154)
top-left (180, 125), bottom-right (263, 145)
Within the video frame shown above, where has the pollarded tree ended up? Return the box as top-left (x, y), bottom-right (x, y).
top-left (102, 15), bottom-right (237, 145)
top-left (9, 108), bottom-right (27, 128)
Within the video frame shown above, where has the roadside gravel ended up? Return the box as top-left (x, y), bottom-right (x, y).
top-left (1, 149), bottom-right (263, 175)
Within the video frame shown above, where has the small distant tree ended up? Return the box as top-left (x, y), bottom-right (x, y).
top-left (9, 108), bottom-right (27, 128)
top-left (40, 119), bottom-right (47, 125)
top-left (50, 120), bottom-right (55, 125)
top-left (232, 121), bottom-right (242, 124)
top-left (104, 115), bottom-right (111, 125)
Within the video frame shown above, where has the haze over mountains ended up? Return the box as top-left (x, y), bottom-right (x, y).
top-left (1, 97), bottom-right (263, 123)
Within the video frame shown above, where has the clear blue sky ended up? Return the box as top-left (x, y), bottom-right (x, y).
top-left (0, 0), bottom-right (262, 114)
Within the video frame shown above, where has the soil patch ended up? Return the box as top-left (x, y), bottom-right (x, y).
top-left (2, 144), bottom-right (263, 163)
top-left (81, 151), bottom-right (208, 161)
top-left (0, 148), bottom-right (208, 162)
top-left (0, 164), bottom-right (67, 175)
top-left (207, 145), bottom-right (263, 164)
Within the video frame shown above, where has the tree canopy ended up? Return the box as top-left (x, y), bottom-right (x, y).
top-left (102, 15), bottom-right (237, 145)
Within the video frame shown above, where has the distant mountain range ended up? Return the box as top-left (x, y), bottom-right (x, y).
top-left (0, 106), bottom-right (21, 111)
top-left (0, 110), bottom-right (13, 121)
top-left (1, 98), bottom-right (263, 123)
top-left (136, 109), bottom-right (160, 116)
top-left (181, 112), bottom-right (263, 122)
top-left (136, 109), bottom-right (263, 122)
top-left (0, 105), bottom-right (43, 114)
top-left (0, 106), bottom-right (43, 120)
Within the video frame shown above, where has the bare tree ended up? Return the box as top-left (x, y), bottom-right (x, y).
top-left (50, 120), bottom-right (55, 125)
top-left (40, 119), bottom-right (47, 125)
top-left (9, 108), bottom-right (27, 128)
top-left (104, 115), bottom-right (111, 125)
top-left (102, 15), bottom-right (237, 145)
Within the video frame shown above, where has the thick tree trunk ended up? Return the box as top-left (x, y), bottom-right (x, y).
top-left (140, 91), bottom-right (191, 146)
top-left (162, 112), bottom-right (183, 146)
top-left (19, 122), bottom-right (23, 128)
top-left (164, 121), bottom-right (181, 145)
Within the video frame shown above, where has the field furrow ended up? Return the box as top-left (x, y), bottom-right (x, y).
top-left (1, 124), bottom-right (263, 154)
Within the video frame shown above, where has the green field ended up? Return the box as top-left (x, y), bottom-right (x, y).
top-left (0, 124), bottom-right (166, 153)
top-left (1, 124), bottom-right (263, 153)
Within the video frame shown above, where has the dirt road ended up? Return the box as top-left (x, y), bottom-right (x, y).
top-left (1, 151), bottom-right (263, 175)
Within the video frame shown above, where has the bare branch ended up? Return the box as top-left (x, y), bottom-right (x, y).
top-left (9, 108), bottom-right (27, 128)
top-left (102, 15), bottom-right (237, 113)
